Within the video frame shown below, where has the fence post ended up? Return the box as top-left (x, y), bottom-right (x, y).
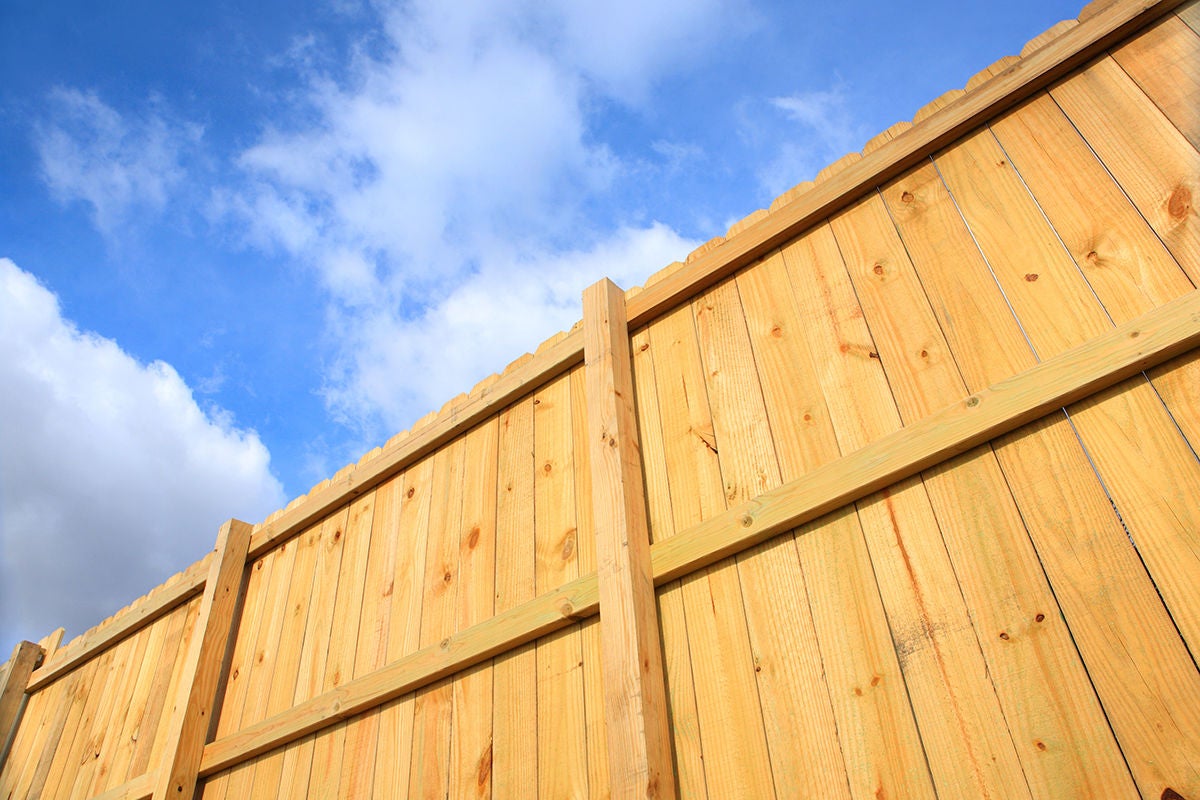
top-left (0, 640), bottom-right (46, 772)
top-left (582, 278), bottom-right (677, 800)
top-left (152, 518), bottom-right (252, 800)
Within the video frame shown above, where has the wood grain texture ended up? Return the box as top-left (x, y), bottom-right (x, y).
top-left (1112, 8), bottom-right (1200, 149)
top-left (646, 303), bottom-right (775, 799)
top-left (735, 250), bottom-right (935, 800)
top-left (630, 324), bottom-right (708, 800)
top-left (491, 398), bottom-right (538, 800)
top-left (152, 519), bottom-right (253, 800)
top-left (583, 279), bottom-right (675, 800)
top-left (1050, 54), bottom-right (1200, 284)
top-left (533, 373), bottom-right (589, 800)
top-left (0, 641), bottom-right (43, 773)
top-left (692, 276), bottom-right (851, 799)
top-left (881, 157), bottom-right (1139, 797)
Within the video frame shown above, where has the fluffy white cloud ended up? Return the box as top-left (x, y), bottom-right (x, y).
top-left (0, 259), bottom-right (285, 646)
top-left (322, 222), bottom-right (695, 434)
top-left (223, 0), bottom-right (732, 437)
top-left (34, 89), bottom-right (202, 238)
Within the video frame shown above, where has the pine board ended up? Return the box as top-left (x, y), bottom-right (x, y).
top-left (692, 276), bottom-right (851, 798)
top-left (646, 304), bottom-right (775, 799)
top-left (735, 250), bottom-right (935, 800)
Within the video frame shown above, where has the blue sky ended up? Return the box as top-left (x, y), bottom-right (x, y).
top-left (0, 0), bottom-right (1082, 649)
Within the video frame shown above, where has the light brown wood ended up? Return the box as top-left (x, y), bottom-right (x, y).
top-left (448, 419), bottom-right (498, 800)
top-left (195, 286), bottom-right (1200, 781)
top-left (878, 159), bottom-right (1140, 797)
top-left (1049, 53), bottom-right (1200, 284)
top-left (692, 276), bottom-right (851, 798)
top-left (623, 0), bottom-right (1191, 331)
top-left (491, 398), bottom-right (538, 800)
top-left (86, 772), bottom-right (153, 800)
top-left (629, 324), bottom-right (709, 800)
top-left (647, 302), bottom-right (775, 799)
top-left (1112, 9), bottom-right (1200, 150)
top-left (569, 365), bottom-right (609, 800)
top-left (533, 373), bottom-right (589, 799)
top-left (583, 279), bottom-right (676, 800)
top-left (649, 287), bottom-right (1200, 584)
top-left (27, 554), bottom-right (211, 693)
top-left (152, 518), bottom-right (253, 800)
top-left (0, 641), bottom-right (44, 772)
top-left (735, 250), bottom-right (935, 800)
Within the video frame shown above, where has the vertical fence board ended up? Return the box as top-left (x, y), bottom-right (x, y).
top-left (336, 475), bottom-right (404, 797)
top-left (449, 419), bottom-right (499, 800)
top-left (408, 437), bottom-right (466, 799)
top-left (79, 624), bottom-right (150, 797)
top-left (570, 366), bottom-right (610, 800)
top-left (630, 323), bottom-right (708, 800)
top-left (883, 154), bottom-right (1142, 796)
top-left (583, 280), bottom-right (673, 800)
top-left (692, 277), bottom-right (851, 798)
top-left (735, 251), bottom-right (936, 800)
top-left (1112, 9), bottom-right (1200, 149)
top-left (306, 491), bottom-right (375, 797)
top-left (371, 457), bottom-right (435, 800)
top-left (1049, 56), bottom-right (1200, 283)
top-left (534, 373), bottom-right (589, 799)
top-left (491, 398), bottom-right (538, 800)
top-left (647, 304), bottom-right (775, 799)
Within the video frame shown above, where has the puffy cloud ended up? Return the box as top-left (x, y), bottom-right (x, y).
top-left (34, 89), bottom-right (203, 238)
top-left (322, 222), bottom-right (696, 435)
top-left (0, 259), bottom-right (285, 646)
top-left (222, 0), bottom-right (730, 437)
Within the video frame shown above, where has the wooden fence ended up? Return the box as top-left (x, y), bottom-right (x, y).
top-left (2, 0), bottom-right (1199, 797)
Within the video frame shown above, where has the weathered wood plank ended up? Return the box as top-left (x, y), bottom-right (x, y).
top-left (582, 279), bottom-right (675, 800)
top-left (151, 519), bottom-right (253, 800)
top-left (0, 641), bottom-right (44, 773)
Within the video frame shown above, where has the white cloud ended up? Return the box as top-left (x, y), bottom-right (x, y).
top-left (0, 259), bottom-right (286, 646)
top-left (322, 222), bottom-right (695, 436)
top-left (757, 86), bottom-right (872, 197)
top-left (34, 88), bottom-right (202, 237)
top-left (220, 0), bottom-right (732, 438)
